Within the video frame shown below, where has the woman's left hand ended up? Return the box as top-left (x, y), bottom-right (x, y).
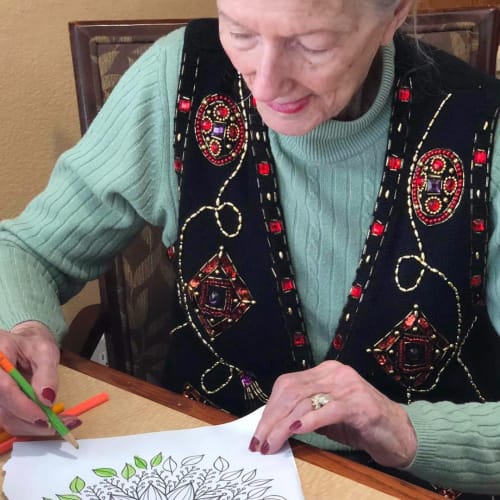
top-left (249, 360), bottom-right (417, 468)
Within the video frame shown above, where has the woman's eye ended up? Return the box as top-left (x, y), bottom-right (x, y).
top-left (298, 42), bottom-right (329, 55)
top-left (230, 32), bottom-right (254, 41)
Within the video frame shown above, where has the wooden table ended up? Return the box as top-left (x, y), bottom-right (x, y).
top-left (0, 352), bottom-right (439, 499)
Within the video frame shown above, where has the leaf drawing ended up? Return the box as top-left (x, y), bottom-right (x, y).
top-left (46, 452), bottom-right (290, 500)
top-left (163, 456), bottom-right (177, 473)
top-left (69, 476), bottom-right (86, 493)
top-left (121, 463), bottom-right (136, 480)
top-left (212, 456), bottom-right (229, 472)
top-left (219, 469), bottom-right (242, 481)
top-left (93, 467), bottom-right (118, 478)
top-left (134, 456), bottom-right (148, 469)
top-left (180, 455), bottom-right (204, 467)
top-left (247, 486), bottom-right (272, 498)
top-left (150, 452), bottom-right (163, 468)
top-left (242, 469), bottom-right (257, 482)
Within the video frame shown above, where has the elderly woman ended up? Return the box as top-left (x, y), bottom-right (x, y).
top-left (0, 0), bottom-right (499, 497)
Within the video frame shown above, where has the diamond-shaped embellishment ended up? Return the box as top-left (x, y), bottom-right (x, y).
top-left (370, 308), bottom-right (451, 389)
top-left (188, 250), bottom-right (254, 337)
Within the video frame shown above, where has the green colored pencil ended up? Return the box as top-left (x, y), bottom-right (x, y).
top-left (0, 351), bottom-right (78, 449)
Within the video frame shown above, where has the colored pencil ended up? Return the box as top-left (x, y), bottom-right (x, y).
top-left (0, 391), bottom-right (109, 454)
top-left (0, 402), bottom-right (65, 443)
top-left (64, 392), bottom-right (109, 416)
top-left (0, 352), bottom-right (78, 449)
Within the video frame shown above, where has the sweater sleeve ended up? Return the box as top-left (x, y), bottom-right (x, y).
top-left (402, 120), bottom-right (500, 494)
top-left (0, 28), bottom-right (185, 341)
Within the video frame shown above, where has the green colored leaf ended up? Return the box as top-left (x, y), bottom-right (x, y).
top-left (121, 463), bottom-right (136, 480)
top-left (134, 455), bottom-right (148, 469)
top-left (93, 467), bottom-right (117, 478)
top-left (56, 495), bottom-right (81, 500)
top-left (69, 476), bottom-right (85, 494)
top-left (150, 452), bottom-right (163, 467)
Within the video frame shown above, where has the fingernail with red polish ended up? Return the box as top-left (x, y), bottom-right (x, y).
top-left (66, 418), bottom-right (82, 431)
top-left (261, 440), bottom-right (270, 455)
top-left (289, 420), bottom-right (302, 432)
top-left (34, 419), bottom-right (48, 428)
top-left (41, 388), bottom-right (56, 404)
top-left (249, 436), bottom-right (260, 452)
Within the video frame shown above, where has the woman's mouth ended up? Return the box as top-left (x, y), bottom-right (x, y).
top-left (266, 96), bottom-right (310, 114)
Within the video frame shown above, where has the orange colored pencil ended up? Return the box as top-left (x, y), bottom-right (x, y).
top-left (64, 392), bottom-right (109, 417)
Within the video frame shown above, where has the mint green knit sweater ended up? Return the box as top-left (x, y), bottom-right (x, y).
top-left (1, 28), bottom-right (500, 493)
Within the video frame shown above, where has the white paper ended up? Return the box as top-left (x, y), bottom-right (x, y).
top-left (3, 407), bottom-right (304, 500)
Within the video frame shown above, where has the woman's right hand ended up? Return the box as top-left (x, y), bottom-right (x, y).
top-left (0, 321), bottom-right (80, 436)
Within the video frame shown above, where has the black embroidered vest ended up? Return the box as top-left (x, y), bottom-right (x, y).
top-left (162, 19), bottom-right (500, 497)
top-left (161, 20), bottom-right (500, 498)
top-left (164, 20), bottom-right (500, 408)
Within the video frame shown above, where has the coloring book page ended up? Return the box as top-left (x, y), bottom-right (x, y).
top-left (3, 407), bottom-right (304, 500)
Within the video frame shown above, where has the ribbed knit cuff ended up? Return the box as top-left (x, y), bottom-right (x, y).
top-left (403, 401), bottom-right (443, 475)
top-left (0, 246), bottom-right (67, 342)
top-left (403, 400), bottom-right (500, 494)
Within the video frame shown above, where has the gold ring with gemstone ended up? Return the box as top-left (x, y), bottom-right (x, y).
top-left (311, 393), bottom-right (331, 410)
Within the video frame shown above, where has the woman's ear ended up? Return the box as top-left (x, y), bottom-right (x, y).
top-left (380, 0), bottom-right (415, 46)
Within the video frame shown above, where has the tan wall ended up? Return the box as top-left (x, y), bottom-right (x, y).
top-left (0, 0), bottom-right (216, 326)
top-left (418, 0), bottom-right (500, 10)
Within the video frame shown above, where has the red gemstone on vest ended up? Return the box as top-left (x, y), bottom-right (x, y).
top-left (472, 219), bottom-right (486, 232)
top-left (333, 334), bottom-right (344, 350)
top-left (268, 220), bottom-right (283, 233)
top-left (210, 142), bottom-right (220, 154)
top-left (350, 284), bottom-right (363, 299)
top-left (444, 178), bottom-right (456, 192)
top-left (201, 119), bottom-right (212, 132)
top-left (174, 159), bottom-right (183, 173)
top-left (473, 149), bottom-right (487, 164)
top-left (167, 246), bottom-right (176, 260)
top-left (398, 87), bottom-right (411, 102)
top-left (251, 96), bottom-right (257, 107)
top-left (470, 275), bottom-right (482, 287)
top-left (427, 199), bottom-right (441, 212)
top-left (371, 221), bottom-right (385, 236)
top-left (258, 162), bottom-right (271, 175)
top-left (388, 156), bottom-right (402, 171)
top-left (178, 98), bottom-right (191, 112)
top-left (217, 106), bottom-right (229, 118)
top-left (281, 278), bottom-right (295, 292)
top-left (418, 317), bottom-right (430, 331)
top-left (403, 313), bottom-right (416, 330)
top-left (293, 332), bottom-right (306, 347)
top-left (432, 158), bottom-right (445, 172)
top-left (415, 175), bottom-right (425, 188)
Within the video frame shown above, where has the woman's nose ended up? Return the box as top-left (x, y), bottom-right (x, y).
top-left (249, 45), bottom-right (290, 102)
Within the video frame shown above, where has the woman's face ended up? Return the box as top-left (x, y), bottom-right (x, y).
top-left (217, 0), bottom-right (410, 136)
